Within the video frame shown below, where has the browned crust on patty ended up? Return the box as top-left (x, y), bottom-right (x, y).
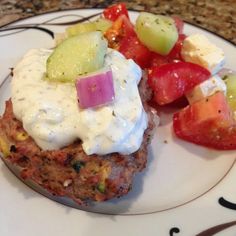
top-left (0, 98), bottom-right (155, 204)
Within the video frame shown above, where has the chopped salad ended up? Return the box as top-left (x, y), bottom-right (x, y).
top-left (55, 3), bottom-right (236, 150)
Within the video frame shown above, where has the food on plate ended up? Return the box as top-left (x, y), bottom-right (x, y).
top-left (0, 99), bottom-right (154, 203)
top-left (181, 34), bottom-right (225, 75)
top-left (103, 2), bottom-right (129, 21)
top-left (75, 67), bottom-right (115, 109)
top-left (173, 92), bottom-right (236, 150)
top-left (101, 3), bottom-right (235, 150)
top-left (171, 16), bottom-right (184, 34)
top-left (66, 18), bottom-right (112, 37)
top-left (147, 61), bottom-right (211, 105)
top-left (185, 75), bottom-right (226, 104)
top-left (135, 12), bottom-right (178, 55)
top-left (102, 7), bottom-right (185, 69)
top-left (224, 74), bottom-right (236, 112)
top-left (0, 28), bottom-right (156, 203)
top-left (0, 3), bottom-right (235, 205)
top-left (167, 34), bottom-right (186, 61)
top-left (47, 31), bottom-right (108, 82)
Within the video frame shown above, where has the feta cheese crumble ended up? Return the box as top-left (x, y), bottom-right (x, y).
top-left (181, 34), bottom-right (225, 75)
top-left (186, 75), bottom-right (226, 104)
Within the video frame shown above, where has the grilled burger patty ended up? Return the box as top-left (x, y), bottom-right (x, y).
top-left (0, 97), bottom-right (155, 204)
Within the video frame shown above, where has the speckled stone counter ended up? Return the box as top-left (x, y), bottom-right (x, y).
top-left (0, 0), bottom-right (235, 44)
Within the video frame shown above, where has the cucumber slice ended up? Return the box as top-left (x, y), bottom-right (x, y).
top-left (46, 31), bottom-right (108, 83)
top-left (93, 18), bottom-right (112, 33)
top-left (66, 22), bottom-right (96, 37)
top-left (66, 18), bottom-right (112, 37)
top-left (225, 75), bottom-right (236, 111)
top-left (135, 12), bottom-right (178, 55)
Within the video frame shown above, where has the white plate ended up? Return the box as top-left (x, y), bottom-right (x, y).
top-left (1, 9), bottom-right (236, 236)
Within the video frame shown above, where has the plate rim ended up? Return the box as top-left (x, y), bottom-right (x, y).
top-left (1, 8), bottom-right (236, 236)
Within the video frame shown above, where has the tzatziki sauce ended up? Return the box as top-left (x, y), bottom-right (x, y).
top-left (11, 48), bottom-right (148, 155)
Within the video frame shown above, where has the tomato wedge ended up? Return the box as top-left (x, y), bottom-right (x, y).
top-left (149, 52), bottom-right (171, 68)
top-left (173, 92), bottom-right (236, 150)
top-left (172, 16), bottom-right (184, 34)
top-left (104, 15), bottom-right (152, 69)
top-left (103, 3), bottom-right (129, 21)
top-left (167, 34), bottom-right (186, 60)
top-left (148, 62), bottom-right (211, 105)
top-left (104, 15), bottom-right (135, 49)
top-left (119, 36), bottom-right (152, 69)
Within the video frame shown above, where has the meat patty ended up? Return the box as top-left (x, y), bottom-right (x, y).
top-left (0, 96), bottom-right (155, 204)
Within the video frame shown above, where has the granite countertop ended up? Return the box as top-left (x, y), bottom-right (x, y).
top-left (0, 0), bottom-right (235, 44)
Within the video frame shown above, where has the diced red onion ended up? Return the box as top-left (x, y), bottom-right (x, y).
top-left (76, 68), bottom-right (115, 109)
top-left (218, 68), bottom-right (236, 79)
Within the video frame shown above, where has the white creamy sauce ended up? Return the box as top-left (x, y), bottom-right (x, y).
top-left (11, 48), bottom-right (148, 155)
